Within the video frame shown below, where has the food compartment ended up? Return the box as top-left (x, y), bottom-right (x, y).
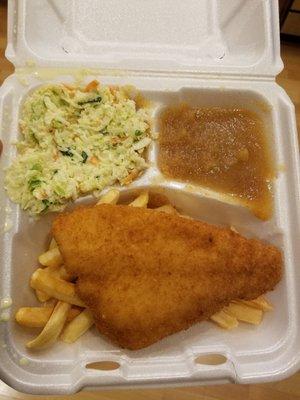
top-left (5, 186), bottom-right (286, 385)
top-left (145, 86), bottom-right (277, 221)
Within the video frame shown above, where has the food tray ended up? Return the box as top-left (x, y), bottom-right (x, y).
top-left (0, 0), bottom-right (299, 395)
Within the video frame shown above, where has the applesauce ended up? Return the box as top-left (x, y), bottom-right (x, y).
top-left (158, 105), bottom-right (275, 220)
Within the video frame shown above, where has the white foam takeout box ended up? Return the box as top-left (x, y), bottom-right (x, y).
top-left (0, 0), bottom-right (299, 395)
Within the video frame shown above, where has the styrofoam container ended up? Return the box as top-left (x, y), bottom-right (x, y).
top-left (0, 0), bottom-right (299, 395)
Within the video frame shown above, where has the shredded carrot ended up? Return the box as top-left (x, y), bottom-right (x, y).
top-left (53, 150), bottom-right (59, 161)
top-left (121, 169), bottom-right (139, 185)
top-left (90, 156), bottom-right (99, 165)
top-left (109, 85), bottom-right (119, 95)
top-left (84, 80), bottom-right (99, 92)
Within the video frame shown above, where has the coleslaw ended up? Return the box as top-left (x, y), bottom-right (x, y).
top-left (5, 81), bottom-right (152, 214)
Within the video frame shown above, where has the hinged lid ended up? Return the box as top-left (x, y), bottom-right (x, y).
top-left (6, 0), bottom-right (283, 77)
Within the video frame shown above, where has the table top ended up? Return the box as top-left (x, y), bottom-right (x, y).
top-left (0, 2), bottom-right (300, 399)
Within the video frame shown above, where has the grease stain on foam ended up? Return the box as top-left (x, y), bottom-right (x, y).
top-left (25, 60), bottom-right (35, 67)
top-left (0, 311), bottom-right (10, 322)
top-left (5, 205), bottom-right (12, 215)
top-left (0, 297), bottom-right (12, 309)
top-left (16, 66), bottom-right (127, 86)
top-left (17, 76), bottom-right (30, 86)
top-left (0, 203), bottom-right (12, 233)
top-left (278, 164), bottom-right (286, 173)
top-left (19, 357), bottom-right (30, 366)
top-left (2, 203), bottom-right (13, 233)
top-left (3, 219), bottom-right (13, 233)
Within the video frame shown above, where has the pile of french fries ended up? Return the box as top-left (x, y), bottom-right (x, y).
top-left (15, 189), bottom-right (272, 350)
top-left (15, 239), bottom-right (93, 349)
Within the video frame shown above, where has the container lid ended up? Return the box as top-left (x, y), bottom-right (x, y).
top-left (6, 0), bottom-right (283, 77)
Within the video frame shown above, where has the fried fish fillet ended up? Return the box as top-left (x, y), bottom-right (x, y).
top-left (52, 204), bottom-right (282, 350)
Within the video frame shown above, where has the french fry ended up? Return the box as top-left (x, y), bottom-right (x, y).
top-left (67, 308), bottom-right (82, 322)
top-left (30, 268), bottom-right (85, 307)
top-left (250, 296), bottom-right (273, 312)
top-left (43, 298), bottom-right (58, 308)
top-left (61, 309), bottom-right (94, 343)
top-left (26, 301), bottom-right (71, 349)
top-left (210, 309), bottom-right (239, 329)
top-left (35, 290), bottom-right (51, 303)
top-left (16, 307), bottom-right (53, 328)
top-left (38, 247), bottom-right (63, 268)
top-left (96, 189), bottom-right (120, 205)
top-left (48, 266), bottom-right (62, 279)
top-left (129, 191), bottom-right (149, 208)
top-left (34, 265), bottom-right (60, 302)
top-left (233, 296), bottom-right (273, 312)
top-left (224, 303), bottom-right (263, 325)
top-left (155, 204), bottom-right (179, 215)
top-left (15, 307), bottom-right (81, 328)
top-left (49, 238), bottom-right (58, 250)
top-left (58, 266), bottom-right (75, 281)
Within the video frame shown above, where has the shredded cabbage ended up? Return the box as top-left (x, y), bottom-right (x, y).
top-left (5, 82), bottom-right (152, 214)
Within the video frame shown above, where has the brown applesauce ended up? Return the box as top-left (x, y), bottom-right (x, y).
top-left (157, 105), bottom-right (275, 220)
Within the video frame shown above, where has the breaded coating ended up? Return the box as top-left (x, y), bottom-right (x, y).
top-left (52, 204), bottom-right (282, 350)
